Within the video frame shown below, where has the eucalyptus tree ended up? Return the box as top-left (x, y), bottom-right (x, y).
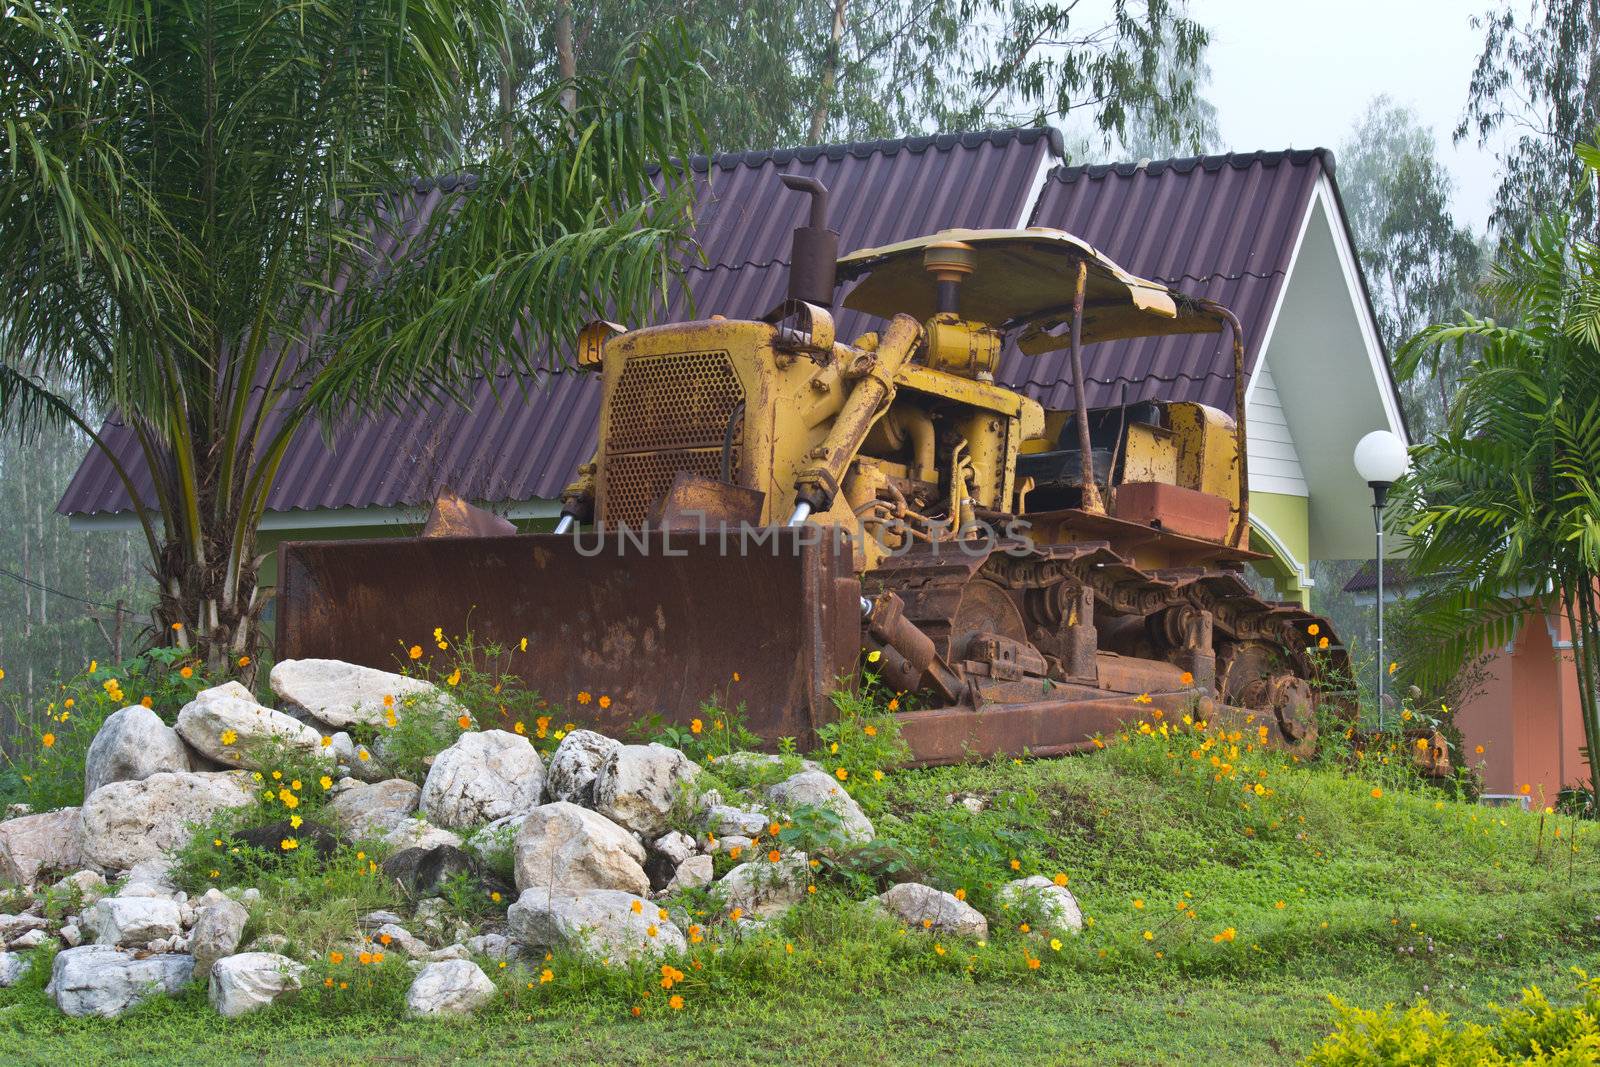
top-left (0, 2), bottom-right (706, 670)
top-left (1394, 140), bottom-right (1600, 806)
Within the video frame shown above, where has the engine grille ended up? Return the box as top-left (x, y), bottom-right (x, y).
top-left (602, 350), bottom-right (746, 526)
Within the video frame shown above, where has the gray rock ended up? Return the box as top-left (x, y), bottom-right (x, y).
top-left (0, 951), bottom-right (30, 987)
top-left (78, 770), bottom-right (254, 871)
top-left (405, 959), bottom-right (496, 1016)
top-left (189, 898), bottom-right (249, 978)
top-left (997, 876), bottom-right (1083, 935)
top-left (593, 743), bottom-right (698, 838)
top-left (513, 802), bottom-right (649, 896)
top-left (382, 819), bottom-right (464, 854)
top-left (877, 882), bottom-right (988, 938)
top-left (663, 854), bottom-right (713, 894)
top-left (51, 870), bottom-right (107, 906)
top-left (358, 910), bottom-right (406, 931)
top-left (650, 830), bottom-right (697, 866)
top-left (270, 658), bottom-right (457, 730)
top-left (208, 952), bottom-right (304, 1016)
top-left (706, 804), bottom-right (770, 837)
top-left (327, 779), bottom-right (421, 839)
top-left (89, 896), bottom-right (183, 947)
top-left (47, 945), bottom-right (194, 1017)
top-left (764, 770), bottom-right (875, 844)
top-left (371, 922), bottom-right (430, 957)
top-left (543, 730), bottom-right (621, 807)
top-left (175, 682), bottom-right (325, 767)
top-left (59, 924), bottom-right (82, 947)
top-left (715, 851), bottom-right (811, 918)
top-left (464, 933), bottom-right (514, 960)
top-left (0, 913), bottom-right (48, 941)
top-left (507, 888), bottom-right (685, 962)
top-left (84, 705), bottom-right (192, 796)
top-left (379, 845), bottom-right (475, 899)
top-left (420, 731), bottom-right (545, 831)
top-left (8, 928), bottom-right (49, 950)
top-left (120, 858), bottom-right (180, 897)
top-left (0, 807), bottom-right (84, 886)
top-left (422, 943), bottom-right (470, 962)
top-left (710, 834), bottom-right (753, 855)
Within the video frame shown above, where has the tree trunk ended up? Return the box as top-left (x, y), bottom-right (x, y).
top-left (556, 1), bottom-right (576, 115)
top-left (808, 0), bottom-right (848, 143)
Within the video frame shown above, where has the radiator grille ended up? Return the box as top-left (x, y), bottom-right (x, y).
top-left (601, 350), bottom-right (746, 526)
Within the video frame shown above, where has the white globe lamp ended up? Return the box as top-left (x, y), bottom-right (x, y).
top-left (1352, 428), bottom-right (1408, 728)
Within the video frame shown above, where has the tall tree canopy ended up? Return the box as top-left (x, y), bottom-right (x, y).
top-left (1340, 97), bottom-right (1484, 435)
top-left (494, 0), bottom-right (1213, 154)
top-left (1460, 0), bottom-right (1600, 240)
top-left (0, 2), bottom-right (706, 669)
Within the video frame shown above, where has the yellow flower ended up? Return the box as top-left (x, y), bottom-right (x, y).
top-left (864, 724), bottom-right (877, 737)
top-left (446, 669), bottom-right (461, 687)
top-left (1306, 623), bottom-right (1319, 636)
top-left (491, 891), bottom-right (502, 903)
top-left (954, 888), bottom-right (966, 901)
top-left (732, 671), bottom-right (740, 682)
top-left (539, 967), bottom-right (554, 984)
top-left (290, 814), bottom-right (303, 829)
top-left (237, 656), bottom-right (251, 668)
top-left (668, 994), bottom-right (683, 1010)
top-left (283, 794), bottom-right (300, 810)
top-left (280, 838), bottom-right (298, 851)
top-left (576, 691), bottom-right (592, 705)
top-left (0, 667), bottom-right (4, 682)
top-left (728, 846), bottom-right (743, 860)
top-left (514, 721), bottom-right (526, 735)
top-left (1318, 636), bottom-right (1329, 649)
top-left (1520, 783), bottom-right (1531, 795)
top-left (729, 907), bottom-right (744, 922)
top-left (873, 770), bottom-right (885, 781)
top-left (518, 637), bottom-right (528, 652)
top-left (319, 776), bottom-right (332, 790)
top-left (1132, 899), bottom-right (1144, 910)
top-left (933, 943), bottom-right (946, 955)
top-left (1416, 738), bottom-right (1428, 750)
top-left (41, 733), bottom-right (55, 748)
top-left (1053, 873), bottom-right (1069, 887)
top-left (599, 695), bottom-right (612, 710)
top-left (408, 645), bottom-right (423, 660)
top-left (272, 770), bottom-right (282, 780)
top-left (1370, 787), bottom-right (1383, 799)
top-left (834, 767), bottom-right (848, 781)
top-left (887, 698), bottom-right (899, 712)
top-left (291, 779), bottom-right (301, 791)
top-left (630, 899), bottom-right (644, 914)
top-left (1142, 930), bottom-right (1154, 941)
top-left (63, 698), bottom-right (73, 708)
top-left (320, 735), bottom-right (332, 748)
top-left (1049, 938), bottom-right (1063, 951)
top-left (180, 666), bottom-right (194, 679)
top-left (867, 650), bottom-right (881, 663)
top-left (1133, 693), bottom-right (1153, 704)
top-left (1388, 661), bottom-right (1398, 674)
top-left (457, 715), bottom-right (472, 730)
top-left (1009, 858), bottom-right (1021, 871)
top-left (139, 696), bottom-right (152, 708)
top-left (1179, 671), bottom-right (1194, 686)
top-left (171, 621), bottom-right (184, 631)
top-left (1212, 927), bottom-right (1237, 943)
top-left (690, 718), bottom-right (703, 734)
top-left (329, 951), bottom-right (344, 964)
top-left (646, 925), bottom-right (659, 938)
top-left (1274, 900), bottom-right (1286, 910)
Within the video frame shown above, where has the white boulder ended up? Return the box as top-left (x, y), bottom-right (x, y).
top-left (175, 683), bottom-right (325, 767)
top-left (543, 730), bottom-right (621, 806)
top-left (88, 896), bottom-right (183, 947)
top-left (513, 802), bottom-right (649, 896)
top-left (507, 888), bottom-right (685, 962)
top-left (765, 770), bottom-right (875, 844)
top-left (664, 854), bottom-right (713, 894)
top-left (0, 951), bottom-right (30, 987)
top-left (382, 820), bottom-right (463, 853)
top-left (997, 876), bottom-right (1084, 935)
top-left (47, 945), bottom-right (193, 1017)
top-left (420, 731), bottom-right (544, 831)
top-left (208, 952), bottom-right (304, 1016)
top-left (877, 882), bottom-right (988, 938)
top-left (0, 807), bottom-right (83, 886)
top-left (190, 898), bottom-right (250, 978)
top-left (593, 743), bottom-right (698, 838)
top-left (715, 851), bottom-right (811, 918)
top-left (271, 659), bottom-right (455, 730)
top-left (78, 770), bottom-right (254, 871)
top-left (327, 779), bottom-right (421, 839)
top-left (84, 705), bottom-right (192, 796)
top-left (405, 959), bottom-right (496, 1016)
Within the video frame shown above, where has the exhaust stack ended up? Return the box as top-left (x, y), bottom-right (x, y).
top-left (779, 175), bottom-right (838, 308)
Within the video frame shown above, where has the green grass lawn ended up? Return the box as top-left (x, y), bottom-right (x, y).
top-left (2, 721), bottom-right (1596, 1066)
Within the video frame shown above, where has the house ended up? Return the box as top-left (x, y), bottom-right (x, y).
top-left (1343, 563), bottom-right (1590, 803)
top-left (58, 128), bottom-right (1406, 612)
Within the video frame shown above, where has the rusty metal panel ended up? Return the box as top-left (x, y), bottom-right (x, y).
top-left (1114, 481), bottom-right (1231, 542)
top-left (275, 530), bottom-right (859, 745)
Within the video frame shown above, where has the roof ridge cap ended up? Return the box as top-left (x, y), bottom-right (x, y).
top-left (1052, 147), bottom-right (1332, 183)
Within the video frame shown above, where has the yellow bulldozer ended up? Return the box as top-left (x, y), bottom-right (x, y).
top-left (276, 175), bottom-right (1345, 762)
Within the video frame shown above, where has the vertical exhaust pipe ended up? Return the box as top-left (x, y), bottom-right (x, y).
top-left (779, 175), bottom-right (838, 309)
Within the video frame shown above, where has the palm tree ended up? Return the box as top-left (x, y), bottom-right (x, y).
top-left (1395, 139), bottom-right (1600, 808)
top-left (0, 3), bottom-right (705, 672)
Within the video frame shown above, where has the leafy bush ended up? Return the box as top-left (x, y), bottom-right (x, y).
top-left (1303, 970), bottom-right (1600, 1064)
top-left (0, 646), bottom-right (227, 810)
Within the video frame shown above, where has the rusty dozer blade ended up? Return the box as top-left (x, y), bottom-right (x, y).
top-left (275, 528), bottom-right (861, 744)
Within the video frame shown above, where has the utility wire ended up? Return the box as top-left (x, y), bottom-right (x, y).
top-left (0, 566), bottom-right (123, 611)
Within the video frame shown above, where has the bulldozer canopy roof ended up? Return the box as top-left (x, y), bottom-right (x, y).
top-left (836, 227), bottom-right (1228, 352)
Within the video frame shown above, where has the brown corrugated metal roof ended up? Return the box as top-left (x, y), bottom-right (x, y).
top-left (1001, 148), bottom-right (1330, 413)
top-left (58, 128), bottom-right (1059, 517)
top-left (58, 136), bottom-right (1350, 520)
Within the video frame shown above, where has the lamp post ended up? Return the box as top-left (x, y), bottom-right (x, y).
top-left (1353, 430), bottom-right (1410, 730)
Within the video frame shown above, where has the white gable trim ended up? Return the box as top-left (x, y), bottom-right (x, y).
top-left (1015, 145), bottom-right (1059, 228)
top-left (1245, 182), bottom-right (1318, 406)
top-left (1310, 177), bottom-right (1408, 443)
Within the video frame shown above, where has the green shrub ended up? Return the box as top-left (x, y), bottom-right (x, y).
top-left (0, 646), bottom-right (227, 810)
top-left (1303, 970), bottom-right (1600, 1065)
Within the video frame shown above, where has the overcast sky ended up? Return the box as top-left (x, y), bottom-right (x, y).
top-left (1196, 0), bottom-right (1506, 231)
